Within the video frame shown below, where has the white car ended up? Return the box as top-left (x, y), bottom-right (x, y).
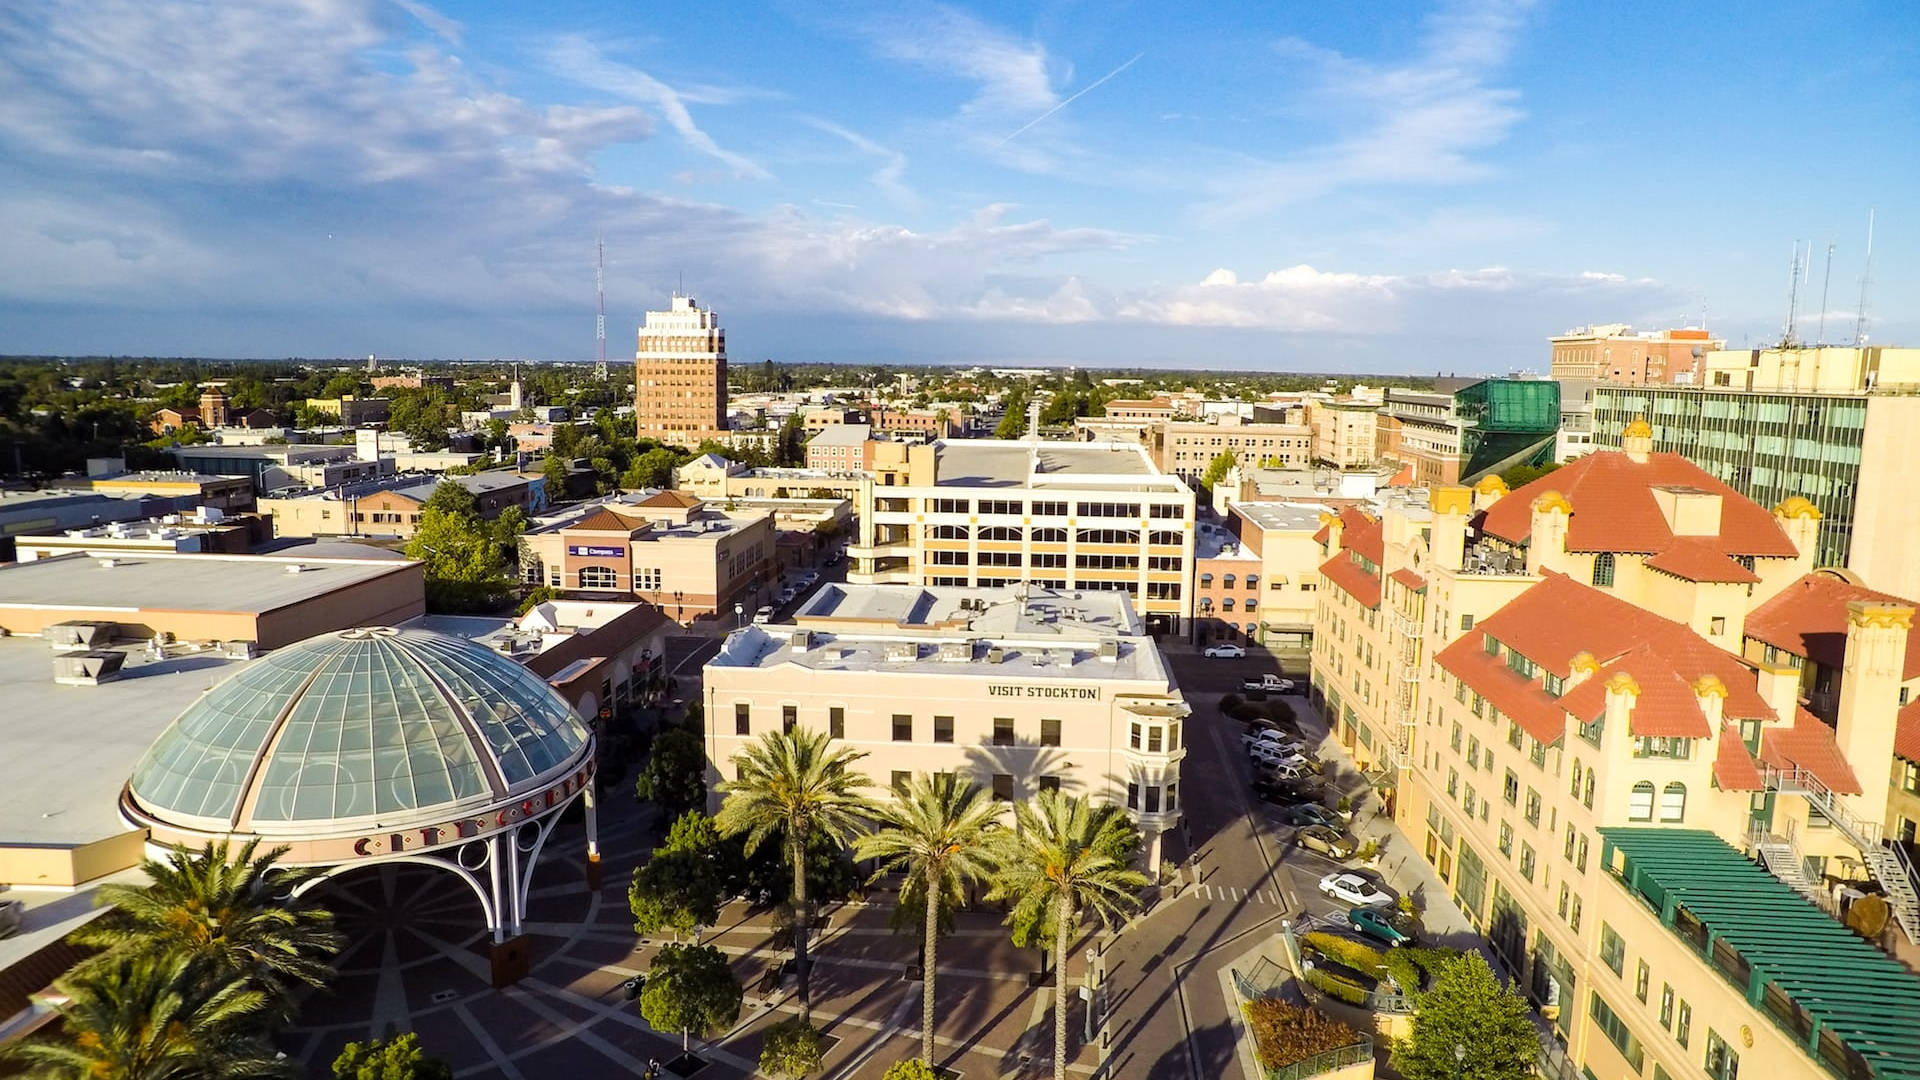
top-left (1248, 744), bottom-right (1308, 769)
top-left (1318, 872), bottom-right (1392, 908)
top-left (1203, 643), bottom-right (1246, 659)
top-left (753, 606), bottom-right (775, 624)
top-left (1241, 730), bottom-right (1305, 754)
top-left (1263, 762), bottom-right (1311, 782)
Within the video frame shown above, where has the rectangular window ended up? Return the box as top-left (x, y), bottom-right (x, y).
top-left (1705, 1031), bottom-right (1739, 1080)
top-left (1588, 993), bottom-right (1645, 1072)
top-left (893, 714), bottom-right (913, 741)
top-left (735, 703), bottom-right (750, 735)
top-left (1635, 960), bottom-right (1650, 1003)
top-left (891, 770), bottom-right (910, 794)
top-left (993, 717), bottom-right (1015, 746)
top-left (1467, 735), bottom-right (1480, 768)
top-left (934, 715), bottom-right (954, 743)
top-left (1659, 985), bottom-right (1674, 1028)
top-left (1676, 1001), bottom-right (1691, 1048)
top-left (1600, 924), bottom-right (1625, 974)
top-left (1460, 614), bottom-right (1474, 630)
top-left (1569, 893), bottom-right (1582, 930)
top-left (1130, 722), bottom-right (1142, 750)
top-left (1525, 789), bottom-right (1542, 826)
top-left (1147, 726), bottom-right (1163, 752)
top-left (992, 773), bottom-right (1014, 801)
top-left (1530, 739), bottom-right (1547, 768)
top-left (1507, 720), bottom-right (1525, 750)
top-left (1038, 775), bottom-right (1061, 793)
top-left (1451, 722), bottom-right (1464, 752)
top-left (829, 706), bottom-right (845, 739)
top-left (1127, 782), bottom-right (1140, 809)
top-left (1577, 834), bottom-right (1589, 872)
top-left (1504, 770), bottom-right (1519, 805)
top-left (1448, 767), bottom-right (1460, 798)
top-left (1498, 822), bottom-right (1514, 857)
top-left (782, 705), bottom-right (797, 734)
top-left (1519, 843), bottom-right (1536, 882)
top-left (1145, 786), bottom-right (1162, 813)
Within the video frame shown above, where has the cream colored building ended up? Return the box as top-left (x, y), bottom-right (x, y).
top-left (1312, 425), bottom-right (1920, 1080)
top-left (704, 584), bottom-right (1189, 863)
top-left (1700, 344), bottom-right (1920, 393)
top-left (847, 439), bottom-right (1196, 636)
top-left (635, 294), bottom-right (728, 446)
top-left (1224, 502), bottom-right (1337, 670)
top-left (1309, 401), bottom-right (1379, 469)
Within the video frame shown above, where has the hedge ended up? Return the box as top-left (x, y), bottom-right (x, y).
top-left (1242, 997), bottom-right (1363, 1070)
top-left (1220, 693), bottom-right (1245, 716)
top-left (1302, 966), bottom-right (1371, 1006)
top-left (1382, 946), bottom-right (1463, 996)
top-left (1265, 699), bottom-right (1297, 725)
top-left (1302, 932), bottom-right (1386, 976)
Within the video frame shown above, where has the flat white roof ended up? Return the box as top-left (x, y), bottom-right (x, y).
top-left (798, 583), bottom-right (1140, 636)
top-left (931, 439), bottom-right (1179, 490)
top-left (0, 552), bottom-right (416, 614)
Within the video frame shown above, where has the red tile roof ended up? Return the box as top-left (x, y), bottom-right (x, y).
top-left (1318, 551), bottom-right (1381, 609)
top-left (1713, 727), bottom-right (1765, 791)
top-left (1478, 450), bottom-right (1797, 557)
top-left (1342, 509), bottom-right (1384, 564)
top-left (1386, 463), bottom-right (1416, 488)
top-left (571, 509), bottom-right (643, 533)
top-left (1389, 568), bottom-right (1427, 593)
top-left (1897, 700), bottom-right (1920, 764)
top-left (636, 489), bottom-right (702, 509)
top-left (1438, 572), bottom-right (1774, 744)
top-left (1744, 571), bottom-right (1920, 680)
top-left (1643, 538), bottom-right (1761, 584)
top-left (1759, 708), bottom-right (1864, 796)
top-left (1437, 643), bottom-right (1570, 744)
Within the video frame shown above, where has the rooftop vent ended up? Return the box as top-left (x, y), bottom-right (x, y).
top-left (789, 629), bottom-right (813, 653)
top-left (284, 563), bottom-right (307, 574)
top-left (884, 641), bottom-right (919, 662)
top-left (938, 640), bottom-right (973, 662)
top-left (44, 620), bottom-right (116, 651)
top-left (53, 650), bottom-right (125, 686)
top-left (986, 645), bottom-right (1006, 664)
top-left (1097, 640), bottom-right (1120, 664)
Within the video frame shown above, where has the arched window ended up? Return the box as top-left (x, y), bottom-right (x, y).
top-left (1032, 528), bottom-right (1068, 543)
top-left (1592, 552), bottom-right (1616, 588)
top-left (578, 565), bottom-right (618, 589)
top-left (1245, 622), bottom-right (1257, 636)
top-left (1245, 598), bottom-right (1258, 612)
top-left (1199, 598), bottom-right (1214, 613)
top-left (1660, 782), bottom-right (1687, 823)
top-left (932, 525), bottom-right (968, 540)
top-left (1223, 574), bottom-right (1236, 588)
top-left (1222, 598), bottom-right (1235, 612)
top-left (978, 526), bottom-right (1021, 542)
top-left (1628, 781), bottom-right (1655, 821)
top-left (1245, 574), bottom-right (1259, 589)
top-left (1149, 530), bottom-right (1183, 547)
top-left (1200, 573), bottom-right (1213, 587)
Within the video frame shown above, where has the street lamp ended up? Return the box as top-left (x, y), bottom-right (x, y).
top-left (734, 602), bottom-right (744, 629)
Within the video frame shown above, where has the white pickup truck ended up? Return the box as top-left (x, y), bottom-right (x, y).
top-left (1241, 673), bottom-right (1296, 693)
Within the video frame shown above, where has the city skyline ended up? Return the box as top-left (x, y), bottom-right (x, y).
top-left (1, 0), bottom-right (1915, 370)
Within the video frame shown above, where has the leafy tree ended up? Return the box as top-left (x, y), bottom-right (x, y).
top-left (986, 791), bottom-right (1146, 1080)
top-left (541, 453), bottom-right (574, 498)
top-left (1039, 390), bottom-right (1084, 425)
top-left (404, 480), bottom-right (523, 612)
top-left (1391, 952), bottom-right (1538, 1080)
top-left (630, 839), bottom-right (724, 943)
top-left (758, 1017), bottom-right (825, 1078)
top-left (5, 950), bottom-right (288, 1080)
top-left (855, 773), bottom-right (1002, 1065)
top-left (715, 728), bottom-right (874, 1024)
top-left (72, 840), bottom-right (341, 1013)
top-left (1497, 461), bottom-right (1561, 489)
top-left (332, 1033), bottom-right (454, 1080)
top-left (774, 411), bottom-right (808, 467)
top-left (623, 446), bottom-right (683, 490)
top-left (639, 943), bottom-right (742, 1053)
top-left (636, 728), bottom-right (708, 818)
top-left (1200, 450), bottom-right (1237, 493)
top-left (993, 389), bottom-right (1030, 439)
top-left (321, 373), bottom-right (365, 398)
top-left (881, 1061), bottom-right (939, 1080)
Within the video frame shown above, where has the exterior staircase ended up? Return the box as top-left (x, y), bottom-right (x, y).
top-left (1748, 824), bottom-right (1826, 909)
top-left (1762, 764), bottom-right (1920, 943)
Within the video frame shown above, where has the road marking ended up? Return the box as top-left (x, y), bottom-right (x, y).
top-left (1200, 883), bottom-right (1212, 900)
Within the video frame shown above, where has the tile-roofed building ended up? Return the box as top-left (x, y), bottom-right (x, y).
top-left (519, 492), bottom-right (774, 625)
top-left (1745, 569), bottom-right (1920, 682)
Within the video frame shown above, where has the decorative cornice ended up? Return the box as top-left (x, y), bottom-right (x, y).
top-left (1570, 651), bottom-right (1601, 675)
top-left (1847, 600), bottom-right (1915, 630)
top-left (1772, 495), bottom-right (1824, 521)
top-left (1691, 674), bottom-right (1729, 700)
top-left (1474, 474), bottom-right (1510, 495)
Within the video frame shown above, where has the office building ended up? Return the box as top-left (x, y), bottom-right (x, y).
top-left (1592, 389), bottom-right (1920, 598)
top-left (1699, 345), bottom-right (1920, 394)
top-left (805, 423), bottom-right (882, 472)
top-left (303, 395), bottom-right (391, 425)
top-left (704, 583), bottom-right (1188, 864)
top-left (1550, 325), bottom-right (1723, 385)
top-left (1310, 426), bottom-right (1920, 1080)
top-left (1380, 378), bottom-right (1561, 485)
top-left (1201, 502), bottom-right (1333, 670)
top-left (1310, 400), bottom-right (1379, 469)
top-left (847, 439), bottom-right (1196, 635)
top-left (1162, 417), bottom-right (1315, 484)
top-left (518, 490), bottom-right (773, 624)
top-left (258, 471), bottom-right (542, 540)
top-left (635, 294), bottom-right (728, 447)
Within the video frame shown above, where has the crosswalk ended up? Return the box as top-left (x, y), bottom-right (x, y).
top-left (1191, 883), bottom-right (1288, 905)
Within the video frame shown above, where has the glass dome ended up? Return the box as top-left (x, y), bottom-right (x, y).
top-left (128, 627), bottom-right (590, 829)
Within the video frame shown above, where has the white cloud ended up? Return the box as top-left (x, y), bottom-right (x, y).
top-left (855, 4), bottom-right (1057, 118)
top-left (797, 116), bottom-right (917, 209)
top-left (542, 35), bottom-right (769, 181)
top-left (1201, 0), bottom-right (1534, 221)
top-left (390, 0), bottom-right (462, 46)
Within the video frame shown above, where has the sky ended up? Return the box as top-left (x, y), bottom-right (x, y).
top-left (0, 0), bottom-right (1915, 373)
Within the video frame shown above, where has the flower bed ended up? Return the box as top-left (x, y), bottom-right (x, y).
top-left (1243, 997), bottom-right (1364, 1072)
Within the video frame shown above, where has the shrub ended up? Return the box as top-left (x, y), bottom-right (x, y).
top-left (1264, 699), bottom-right (1296, 725)
top-left (881, 1063), bottom-right (938, 1080)
top-left (1230, 704), bottom-right (1269, 724)
top-left (1397, 894), bottom-right (1420, 918)
top-left (1302, 931), bottom-right (1386, 975)
top-left (759, 1017), bottom-right (825, 1078)
top-left (1242, 997), bottom-right (1362, 1069)
top-left (1219, 693), bottom-right (1245, 716)
top-left (1303, 966), bottom-right (1371, 1005)
top-left (1384, 947), bottom-right (1464, 997)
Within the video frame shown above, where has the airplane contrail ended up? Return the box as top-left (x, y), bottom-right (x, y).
top-left (996, 52), bottom-right (1145, 147)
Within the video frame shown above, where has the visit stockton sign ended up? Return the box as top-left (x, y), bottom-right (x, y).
top-left (987, 684), bottom-right (1100, 701)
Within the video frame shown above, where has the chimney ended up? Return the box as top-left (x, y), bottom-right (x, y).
top-left (1319, 511), bottom-right (1344, 558)
top-left (1525, 491), bottom-right (1572, 576)
top-left (1429, 486), bottom-right (1471, 571)
top-left (1621, 415), bottom-right (1653, 463)
top-left (1690, 674), bottom-right (1728, 729)
top-left (1602, 672), bottom-right (1640, 748)
top-left (1753, 661), bottom-right (1804, 723)
top-left (1835, 600), bottom-right (1912, 820)
top-left (1771, 497), bottom-right (1823, 566)
top-left (1471, 473), bottom-right (1508, 512)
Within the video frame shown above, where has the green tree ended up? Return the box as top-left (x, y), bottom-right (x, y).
top-left (1391, 952), bottom-right (1538, 1080)
top-left (321, 373), bottom-right (364, 398)
top-left (855, 773), bottom-right (1002, 1065)
top-left (5, 951), bottom-right (287, 1080)
top-left (880, 1061), bottom-right (939, 1080)
top-left (774, 411), bottom-right (807, 467)
top-left (639, 943), bottom-right (743, 1054)
top-left (1497, 461), bottom-right (1561, 489)
top-left (1200, 450), bottom-right (1237, 493)
top-left (993, 390), bottom-right (1030, 439)
top-left (404, 480), bottom-right (522, 612)
top-left (715, 728), bottom-right (874, 1024)
top-left (985, 791), bottom-right (1146, 1080)
top-left (331, 1033), bottom-right (454, 1080)
top-left (630, 839), bottom-right (724, 943)
top-left (541, 453), bottom-right (573, 498)
top-left (72, 840), bottom-right (341, 1013)
top-left (1039, 390), bottom-right (1084, 426)
top-left (758, 1017), bottom-right (825, 1078)
top-left (623, 446), bottom-right (683, 490)
top-left (636, 728), bottom-right (708, 818)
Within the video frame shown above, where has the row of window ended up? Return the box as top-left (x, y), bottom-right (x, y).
top-left (1196, 573), bottom-right (1260, 589)
top-left (733, 703), bottom-right (1064, 747)
top-left (1197, 597), bottom-right (1259, 612)
top-left (1595, 924), bottom-right (1737, 1079)
top-left (919, 499), bottom-right (1186, 520)
top-left (925, 525), bottom-right (1186, 546)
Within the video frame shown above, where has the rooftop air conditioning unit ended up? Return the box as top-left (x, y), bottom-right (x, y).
top-left (1097, 640), bottom-right (1120, 663)
top-left (789, 629), bottom-right (813, 652)
top-left (986, 646), bottom-right (1006, 664)
top-left (939, 640), bottom-right (972, 662)
top-left (53, 650), bottom-right (126, 685)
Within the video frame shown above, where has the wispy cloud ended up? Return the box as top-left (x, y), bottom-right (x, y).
top-left (798, 116), bottom-right (916, 209)
top-left (1199, 0), bottom-right (1534, 221)
top-left (853, 4), bottom-right (1057, 117)
top-left (998, 52), bottom-right (1143, 147)
top-left (389, 0), bottom-right (461, 46)
top-left (542, 35), bottom-right (770, 181)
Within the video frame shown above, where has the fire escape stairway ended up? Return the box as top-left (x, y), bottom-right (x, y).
top-left (1747, 824), bottom-right (1824, 908)
top-left (1763, 765), bottom-right (1920, 944)
top-left (1385, 606), bottom-right (1421, 774)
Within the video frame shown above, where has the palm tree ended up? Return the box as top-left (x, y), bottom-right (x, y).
top-left (73, 839), bottom-right (342, 1011)
top-left (715, 727), bottom-right (873, 1024)
top-left (985, 791), bottom-right (1147, 1080)
top-left (5, 950), bottom-right (289, 1079)
top-left (855, 773), bottom-right (1003, 1066)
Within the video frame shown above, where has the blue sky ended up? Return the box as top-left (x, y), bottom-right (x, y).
top-left (0, 0), bottom-right (1914, 372)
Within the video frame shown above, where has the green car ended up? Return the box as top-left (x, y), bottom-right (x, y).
top-left (1280, 803), bottom-right (1343, 830)
top-left (1347, 906), bottom-right (1418, 947)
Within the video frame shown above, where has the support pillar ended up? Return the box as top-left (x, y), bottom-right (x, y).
top-left (485, 833), bottom-right (530, 987)
top-left (1147, 827), bottom-right (1163, 869)
top-left (584, 780), bottom-right (603, 891)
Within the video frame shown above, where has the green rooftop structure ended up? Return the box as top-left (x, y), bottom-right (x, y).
top-left (1599, 828), bottom-right (1920, 1080)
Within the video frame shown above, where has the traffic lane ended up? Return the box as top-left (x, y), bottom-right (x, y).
top-left (1167, 653), bottom-right (1299, 695)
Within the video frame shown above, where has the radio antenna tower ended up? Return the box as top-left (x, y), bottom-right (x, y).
top-left (594, 234), bottom-right (608, 379)
top-left (1854, 210), bottom-right (1876, 346)
top-left (1780, 240), bottom-right (1805, 348)
top-left (1816, 240), bottom-right (1835, 345)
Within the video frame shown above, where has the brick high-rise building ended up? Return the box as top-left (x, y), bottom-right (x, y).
top-left (634, 294), bottom-right (728, 447)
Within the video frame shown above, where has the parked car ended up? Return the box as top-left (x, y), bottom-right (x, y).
top-left (1262, 762), bottom-right (1312, 782)
top-left (1240, 729), bottom-right (1303, 752)
top-left (1318, 872), bottom-right (1393, 908)
top-left (753, 606), bottom-right (775, 624)
top-left (1203, 643), bottom-right (1246, 659)
top-left (1278, 803), bottom-right (1344, 830)
top-left (0, 899), bottom-right (23, 940)
top-left (1347, 906), bottom-right (1419, 947)
top-left (1241, 674), bottom-right (1296, 693)
top-left (1253, 776), bottom-right (1323, 803)
top-left (1248, 745), bottom-right (1309, 770)
top-left (1294, 825), bottom-right (1360, 860)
